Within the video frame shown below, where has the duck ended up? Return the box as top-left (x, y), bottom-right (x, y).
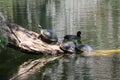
top-left (63, 31), bottom-right (81, 44)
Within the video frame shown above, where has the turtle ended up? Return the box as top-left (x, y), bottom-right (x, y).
top-left (63, 31), bottom-right (81, 44)
top-left (76, 44), bottom-right (93, 57)
top-left (60, 41), bottom-right (76, 54)
top-left (38, 25), bottom-right (58, 44)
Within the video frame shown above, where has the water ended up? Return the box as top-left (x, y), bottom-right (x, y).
top-left (0, 0), bottom-right (120, 80)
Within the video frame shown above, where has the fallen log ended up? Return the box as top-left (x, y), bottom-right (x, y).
top-left (7, 22), bottom-right (63, 55)
top-left (0, 14), bottom-right (63, 55)
top-left (10, 55), bottom-right (63, 80)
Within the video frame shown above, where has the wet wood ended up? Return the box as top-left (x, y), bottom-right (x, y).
top-left (0, 21), bottom-right (63, 55)
top-left (9, 22), bottom-right (63, 54)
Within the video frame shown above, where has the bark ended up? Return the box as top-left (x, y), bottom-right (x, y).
top-left (0, 18), bottom-right (63, 55)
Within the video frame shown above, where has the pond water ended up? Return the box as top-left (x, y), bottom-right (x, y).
top-left (0, 0), bottom-right (120, 80)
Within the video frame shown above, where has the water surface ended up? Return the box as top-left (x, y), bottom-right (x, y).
top-left (0, 0), bottom-right (120, 80)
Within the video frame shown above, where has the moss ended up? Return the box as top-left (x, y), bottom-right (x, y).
top-left (0, 34), bottom-right (6, 49)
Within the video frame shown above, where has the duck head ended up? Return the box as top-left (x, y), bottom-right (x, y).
top-left (77, 31), bottom-right (81, 37)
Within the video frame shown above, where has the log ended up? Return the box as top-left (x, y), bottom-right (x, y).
top-left (0, 14), bottom-right (63, 55)
top-left (10, 55), bottom-right (63, 80)
top-left (7, 23), bottom-right (63, 55)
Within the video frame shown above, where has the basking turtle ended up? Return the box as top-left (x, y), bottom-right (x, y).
top-left (38, 25), bottom-right (58, 44)
top-left (60, 41), bottom-right (76, 54)
top-left (63, 31), bottom-right (81, 44)
top-left (76, 44), bottom-right (93, 56)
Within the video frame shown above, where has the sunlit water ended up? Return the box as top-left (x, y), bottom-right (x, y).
top-left (0, 0), bottom-right (120, 80)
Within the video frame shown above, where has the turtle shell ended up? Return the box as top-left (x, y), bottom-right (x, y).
top-left (76, 44), bottom-right (93, 53)
top-left (60, 41), bottom-right (76, 53)
top-left (76, 44), bottom-right (93, 56)
top-left (40, 29), bottom-right (58, 44)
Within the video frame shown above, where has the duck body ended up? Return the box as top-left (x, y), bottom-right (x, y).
top-left (63, 31), bottom-right (81, 44)
top-left (64, 35), bottom-right (78, 41)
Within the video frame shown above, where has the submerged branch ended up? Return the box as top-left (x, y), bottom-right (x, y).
top-left (10, 55), bottom-right (63, 80)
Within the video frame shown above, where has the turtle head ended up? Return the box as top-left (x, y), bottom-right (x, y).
top-left (38, 24), bottom-right (43, 34)
top-left (38, 24), bottom-right (43, 30)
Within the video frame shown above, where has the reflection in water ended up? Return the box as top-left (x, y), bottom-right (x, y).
top-left (111, 54), bottom-right (120, 80)
top-left (12, 54), bottom-right (95, 80)
top-left (10, 56), bottom-right (62, 80)
top-left (81, 58), bottom-right (94, 80)
top-left (0, 0), bottom-right (120, 80)
top-left (9, 50), bottom-right (120, 80)
top-left (60, 55), bottom-right (94, 80)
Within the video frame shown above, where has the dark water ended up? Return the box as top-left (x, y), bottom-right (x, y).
top-left (0, 0), bottom-right (120, 80)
